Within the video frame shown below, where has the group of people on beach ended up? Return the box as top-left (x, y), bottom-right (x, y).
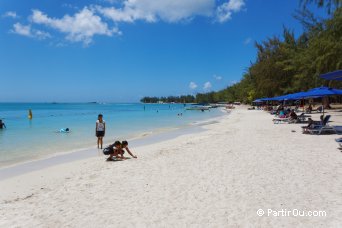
top-left (2, 113), bottom-right (137, 161)
top-left (273, 105), bottom-right (298, 121)
top-left (95, 114), bottom-right (137, 161)
top-left (104, 140), bottom-right (137, 161)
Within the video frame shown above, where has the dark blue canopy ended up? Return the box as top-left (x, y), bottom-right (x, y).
top-left (253, 99), bottom-right (263, 103)
top-left (262, 87), bottom-right (342, 102)
top-left (283, 91), bottom-right (307, 100)
top-left (253, 98), bottom-right (273, 102)
top-left (268, 94), bottom-right (292, 101)
top-left (301, 87), bottom-right (342, 98)
top-left (320, 70), bottom-right (342, 81)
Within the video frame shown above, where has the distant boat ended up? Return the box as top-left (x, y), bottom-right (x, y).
top-left (186, 106), bottom-right (210, 111)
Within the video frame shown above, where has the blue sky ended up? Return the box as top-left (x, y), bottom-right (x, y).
top-left (0, 0), bottom-right (327, 102)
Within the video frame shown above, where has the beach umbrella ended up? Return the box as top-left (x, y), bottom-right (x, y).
top-left (268, 94), bottom-right (290, 101)
top-left (252, 99), bottom-right (264, 108)
top-left (284, 91), bottom-right (307, 100)
top-left (257, 97), bottom-right (274, 102)
top-left (253, 99), bottom-right (263, 103)
top-left (267, 95), bottom-right (291, 108)
top-left (298, 87), bottom-right (342, 116)
top-left (320, 70), bottom-right (342, 81)
top-left (269, 94), bottom-right (297, 107)
top-left (258, 98), bottom-right (274, 108)
top-left (301, 87), bottom-right (342, 97)
top-left (284, 91), bottom-right (308, 112)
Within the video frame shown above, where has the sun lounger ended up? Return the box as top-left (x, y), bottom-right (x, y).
top-left (273, 113), bottom-right (310, 124)
top-left (309, 106), bottom-right (323, 113)
top-left (306, 115), bottom-right (337, 135)
top-left (308, 125), bottom-right (337, 134)
top-left (297, 113), bottom-right (311, 122)
top-left (272, 117), bottom-right (289, 124)
top-left (335, 138), bottom-right (342, 148)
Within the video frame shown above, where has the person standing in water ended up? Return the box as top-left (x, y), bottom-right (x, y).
top-left (95, 114), bottom-right (105, 149)
top-left (0, 119), bottom-right (6, 129)
top-left (28, 109), bottom-right (33, 120)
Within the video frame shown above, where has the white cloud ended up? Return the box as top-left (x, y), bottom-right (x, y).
top-left (11, 23), bottom-right (51, 40)
top-left (62, 3), bottom-right (79, 10)
top-left (95, 0), bottom-right (215, 23)
top-left (189, 82), bottom-right (198, 90)
top-left (12, 23), bottom-right (31, 37)
top-left (203, 81), bottom-right (212, 91)
top-left (34, 30), bottom-right (51, 39)
top-left (213, 75), bottom-right (222, 80)
top-left (3, 11), bottom-right (19, 19)
top-left (103, 0), bottom-right (121, 4)
top-left (244, 37), bottom-right (252, 45)
top-left (226, 0), bottom-right (245, 11)
top-left (30, 7), bottom-right (121, 45)
top-left (216, 0), bottom-right (245, 23)
top-left (11, 0), bottom-right (246, 46)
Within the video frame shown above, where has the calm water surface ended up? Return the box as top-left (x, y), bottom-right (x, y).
top-left (0, 103), bottom-right (224, 167)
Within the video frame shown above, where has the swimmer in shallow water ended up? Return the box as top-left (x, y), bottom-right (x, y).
top-left (0, 119), bottom-right (6, 129)
top-left (58, 128), bottom-right (70, 133)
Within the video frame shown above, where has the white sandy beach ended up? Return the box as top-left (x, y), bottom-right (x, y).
top-left (1, 106), bottom-right (342, 227)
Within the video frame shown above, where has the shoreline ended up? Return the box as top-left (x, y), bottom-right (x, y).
top-left (0, 113), bottom-right (227, 180)
top-left (0, 104), bottom-right (226, 169)
top-left (1, 106), bottom-right (341, 227)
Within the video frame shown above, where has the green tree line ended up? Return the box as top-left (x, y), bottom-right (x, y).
top-left (196, 3), bottom-right (342, 104)
top-left (140, 95), bottom-right (196, 103)
top-left (141, 1), bottom-right (341, 104)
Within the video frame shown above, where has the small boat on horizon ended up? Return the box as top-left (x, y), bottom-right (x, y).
top-left (186, 105), bottom-right (211, 111)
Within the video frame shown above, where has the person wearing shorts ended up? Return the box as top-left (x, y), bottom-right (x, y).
top-left (96, 114), bottom-right (105, 149)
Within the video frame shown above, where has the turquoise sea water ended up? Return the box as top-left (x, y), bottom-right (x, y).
top-left (0, 103), bottom-right (224, 167)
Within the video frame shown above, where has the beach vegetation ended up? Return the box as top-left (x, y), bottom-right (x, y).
top-left (195, 5), bottom-right (342, 104)
top-left (140, 95), bottom-right (196, 103)
top-left (300, 0), bottom-right (341, 14)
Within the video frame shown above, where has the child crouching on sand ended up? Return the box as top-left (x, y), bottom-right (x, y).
top-left (106, 141), bottom-right (123, 161)
top-left (121, 140), bottom-right (137, 159)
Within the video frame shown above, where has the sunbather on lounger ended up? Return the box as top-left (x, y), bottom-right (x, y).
top-left (288, 111), bottom-right (299, 123)
top-left (317, 106), bottom-right (323, 113)
top-left (289, 110), bottom-right (297, 119)
top-left (302, 115), bottom-right (326, 134)
top-left (305, 104), bottom-right (313, 113)
top-left (302, 118), bottom-right (314, 133)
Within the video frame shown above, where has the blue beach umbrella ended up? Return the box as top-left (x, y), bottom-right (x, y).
top-left (301, 87), bottom-right (342, 98)
top-left (298, 87), bottom-right (342, 116)
top-left (268, 92), bottom-right (306, 101)
top-left (253, 99), bottom-right (263, 103)
top-left (253, 98), bottom-right (273, 102)
top-left (285, 91), bottom-right (307, 100)
top-left (320, 70), bottom-right (342, 81)
top-left (268, 94), bottom-right (292, 101)
top-left (284, 91), bottom-right (307, 111)
top-left (260, 98), bottom-right (274, 101)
